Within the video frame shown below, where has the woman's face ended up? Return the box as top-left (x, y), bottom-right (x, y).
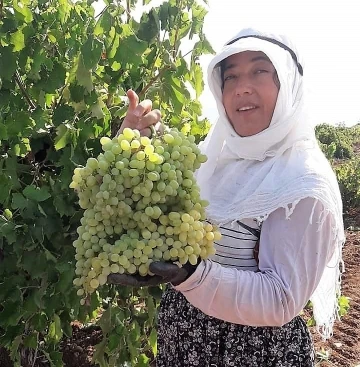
top-left (222, 51), bottom-right (280, 137)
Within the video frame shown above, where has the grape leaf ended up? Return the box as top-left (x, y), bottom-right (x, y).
top-left (81, 37), bottom-right (104, 70)
top-left (54, 124), bottom-right (71, 150)
top-left (11, 193), bottom-right (29, 210)
top-left (114, 35), bottom-right (148, 66)
top-left (0, 46), bottom-right (17, 80)
top-left (76, 54), bottom-right (93, 92)
top-left (23, 185), bottom-right (51, 202)
top-left (10, 29), bottom-right (25, 52)
top-left (47, 314), bottom-right (63, 344)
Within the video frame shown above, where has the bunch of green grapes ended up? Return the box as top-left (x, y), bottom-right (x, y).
top-left (70, 127), bottom-right (221, 304)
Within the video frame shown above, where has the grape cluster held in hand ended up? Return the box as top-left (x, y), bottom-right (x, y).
top-left (70, 127), bottom-right (221, 304)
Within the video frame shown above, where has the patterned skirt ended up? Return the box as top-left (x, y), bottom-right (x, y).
top-left (156, 287), bottom-right (315, 367)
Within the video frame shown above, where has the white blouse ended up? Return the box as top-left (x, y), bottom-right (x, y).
top-left (174, 197), bottom-right (337, 327)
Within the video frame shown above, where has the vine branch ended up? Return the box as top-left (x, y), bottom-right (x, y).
top-left (172, 0), bottom-right (184, 60)
top-left (126, 0), bottom-right (131, 23)
top-left (138, 66), bottom-right (171, 98)
top-left (95, 5), bottom-right (109, 19)
top-left (14, 70), bottom-right (36, 111)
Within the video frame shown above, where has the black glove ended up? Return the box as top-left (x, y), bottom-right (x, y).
top-left (107, 261), bottom-right (199, 287)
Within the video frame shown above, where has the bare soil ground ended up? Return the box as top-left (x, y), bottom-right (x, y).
top-left (309, 229), bottom-right (360, 367)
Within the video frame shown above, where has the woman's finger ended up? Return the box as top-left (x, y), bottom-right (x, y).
top-left (126, 89), bottom-right (139, 113)
top-left (137, 109), bottom-right (161, 130)
top-left (123, 99), bottom-right (153, 127)
top-left (139, 127), bottom-right (152, 137)
top-left (133, 99), bottom-right (153, 119)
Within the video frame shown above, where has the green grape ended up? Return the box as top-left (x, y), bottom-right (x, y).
top-left (143, 246), bottom-right (153, 256)
top-left (163, 134), bottom-right (174, 144)
top-left (144, 145), bottom-right (155, 155)
top-left (131, 140), bottom-right (141, 149)
top-left (100, 259), bottom-right (110, 268)
top-left (145, 207), bottom-right (154, 217)
top-left (136, 151), bottom-right (146, 160)
top-left (140, 136), bottom-right (151, 146)
top-left (129, 169), bottom-right (139, 177)
top-left (115, 161), bottom-right (125, 170)
top-left (179, 255), bottom-right (189, 265)
top-left (77, 288), bottom-right (85, 296)
top-left (165, 185), bottom-right (174, 196)
top-left (123, 127), bottom-right (135, 140)
top-left (188, 254), bottom-right (198, 265)
top-left (110, 253), bottom-right (119, 262)
top-left (140, 254), bottom-right (148, 263)
top-left (171, 151), bottom-right (181, 160)
top-left (185, 245), bottom-right (194, 255)
top-left (121, 140), bottom-right (131, 151)
top-left (163, 250), bottom-right (171, 261)
top-left (90, 279), bottom-right (100, 289)
top-left (87, 158), bottom-right (99, 170)
top-left (104, 151), bottom-right (115, 162)
top-left (178, 248), bottom-right (185, 257)
top-left (170, 248), bottom-right (178, 258)
top-left (144, 180), bottom-right (154, 190)
top-left (136, 240), bottom-right (146, 250)
top-left (148, 171), bottom-right (160, 181)
top-left (129, 160), bottom-right (139, 169)
top-left (157, 181), bottom-right (166, 191)
top-left (98, 274), bottom-right (108, 286)
top-left (153, 248), bottom-right (163, 259)
top-left (110, 264), bottom-right (120, 273)
top-left (71, 127), bottom-right (221, 302)
top-left (138, 264), bottom-right (148, 276)
top-left (98, 160), bottom-right (109, 171)
top-left (146, 161), bottom-right (156, 171)
top-left (137, 160), bottom-right (146, 170)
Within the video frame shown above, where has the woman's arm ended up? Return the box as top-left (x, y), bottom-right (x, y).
top-left (174, 197), bottom-right (337, 327)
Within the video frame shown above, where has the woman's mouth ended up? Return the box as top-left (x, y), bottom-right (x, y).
top-left (236, 106), bottom-right (259, 114)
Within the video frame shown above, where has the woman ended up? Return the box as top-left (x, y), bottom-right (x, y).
top-left (109, 28), bottom-right (345, 366)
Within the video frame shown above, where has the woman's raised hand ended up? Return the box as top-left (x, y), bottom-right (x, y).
top-left (117, 89), bottom-right (163, 137)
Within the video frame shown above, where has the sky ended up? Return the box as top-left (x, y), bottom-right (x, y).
top-left (94, 0), bottom-right (360, 127)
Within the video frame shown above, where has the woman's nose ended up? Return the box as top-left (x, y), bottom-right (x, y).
top-left (235, 79), bottom-right (254, 96)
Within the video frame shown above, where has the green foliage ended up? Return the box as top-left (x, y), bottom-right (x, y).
top-left (338, 295), bottom-right (351, 317)
top-left (305, 295), bottom-right (351, 328)
top-left (0, 0), bottom-right (213, 366)
top-left (315, 123), bottom-right (360, 160)
top-left (334, 157), bottom-right (360, 214)
top-left (315, 122), bottom-right (360, 214)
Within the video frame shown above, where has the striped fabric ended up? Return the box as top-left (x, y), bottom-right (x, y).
top-left (209, 219), bottom-right (260, 272)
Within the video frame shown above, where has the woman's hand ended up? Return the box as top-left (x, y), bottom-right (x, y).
top-left (107, 261), bottom-right (199, 287)
top-left (117, 89), bottom-right (163, 137)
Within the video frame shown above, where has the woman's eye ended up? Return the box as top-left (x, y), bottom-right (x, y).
top-left (255, 69), bottom-right (268, 74)
top-left (224, 74), bottom-right (235, 81)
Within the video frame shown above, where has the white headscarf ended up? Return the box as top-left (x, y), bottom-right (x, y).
top-left (197, 28), bottom-right (345, 339)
